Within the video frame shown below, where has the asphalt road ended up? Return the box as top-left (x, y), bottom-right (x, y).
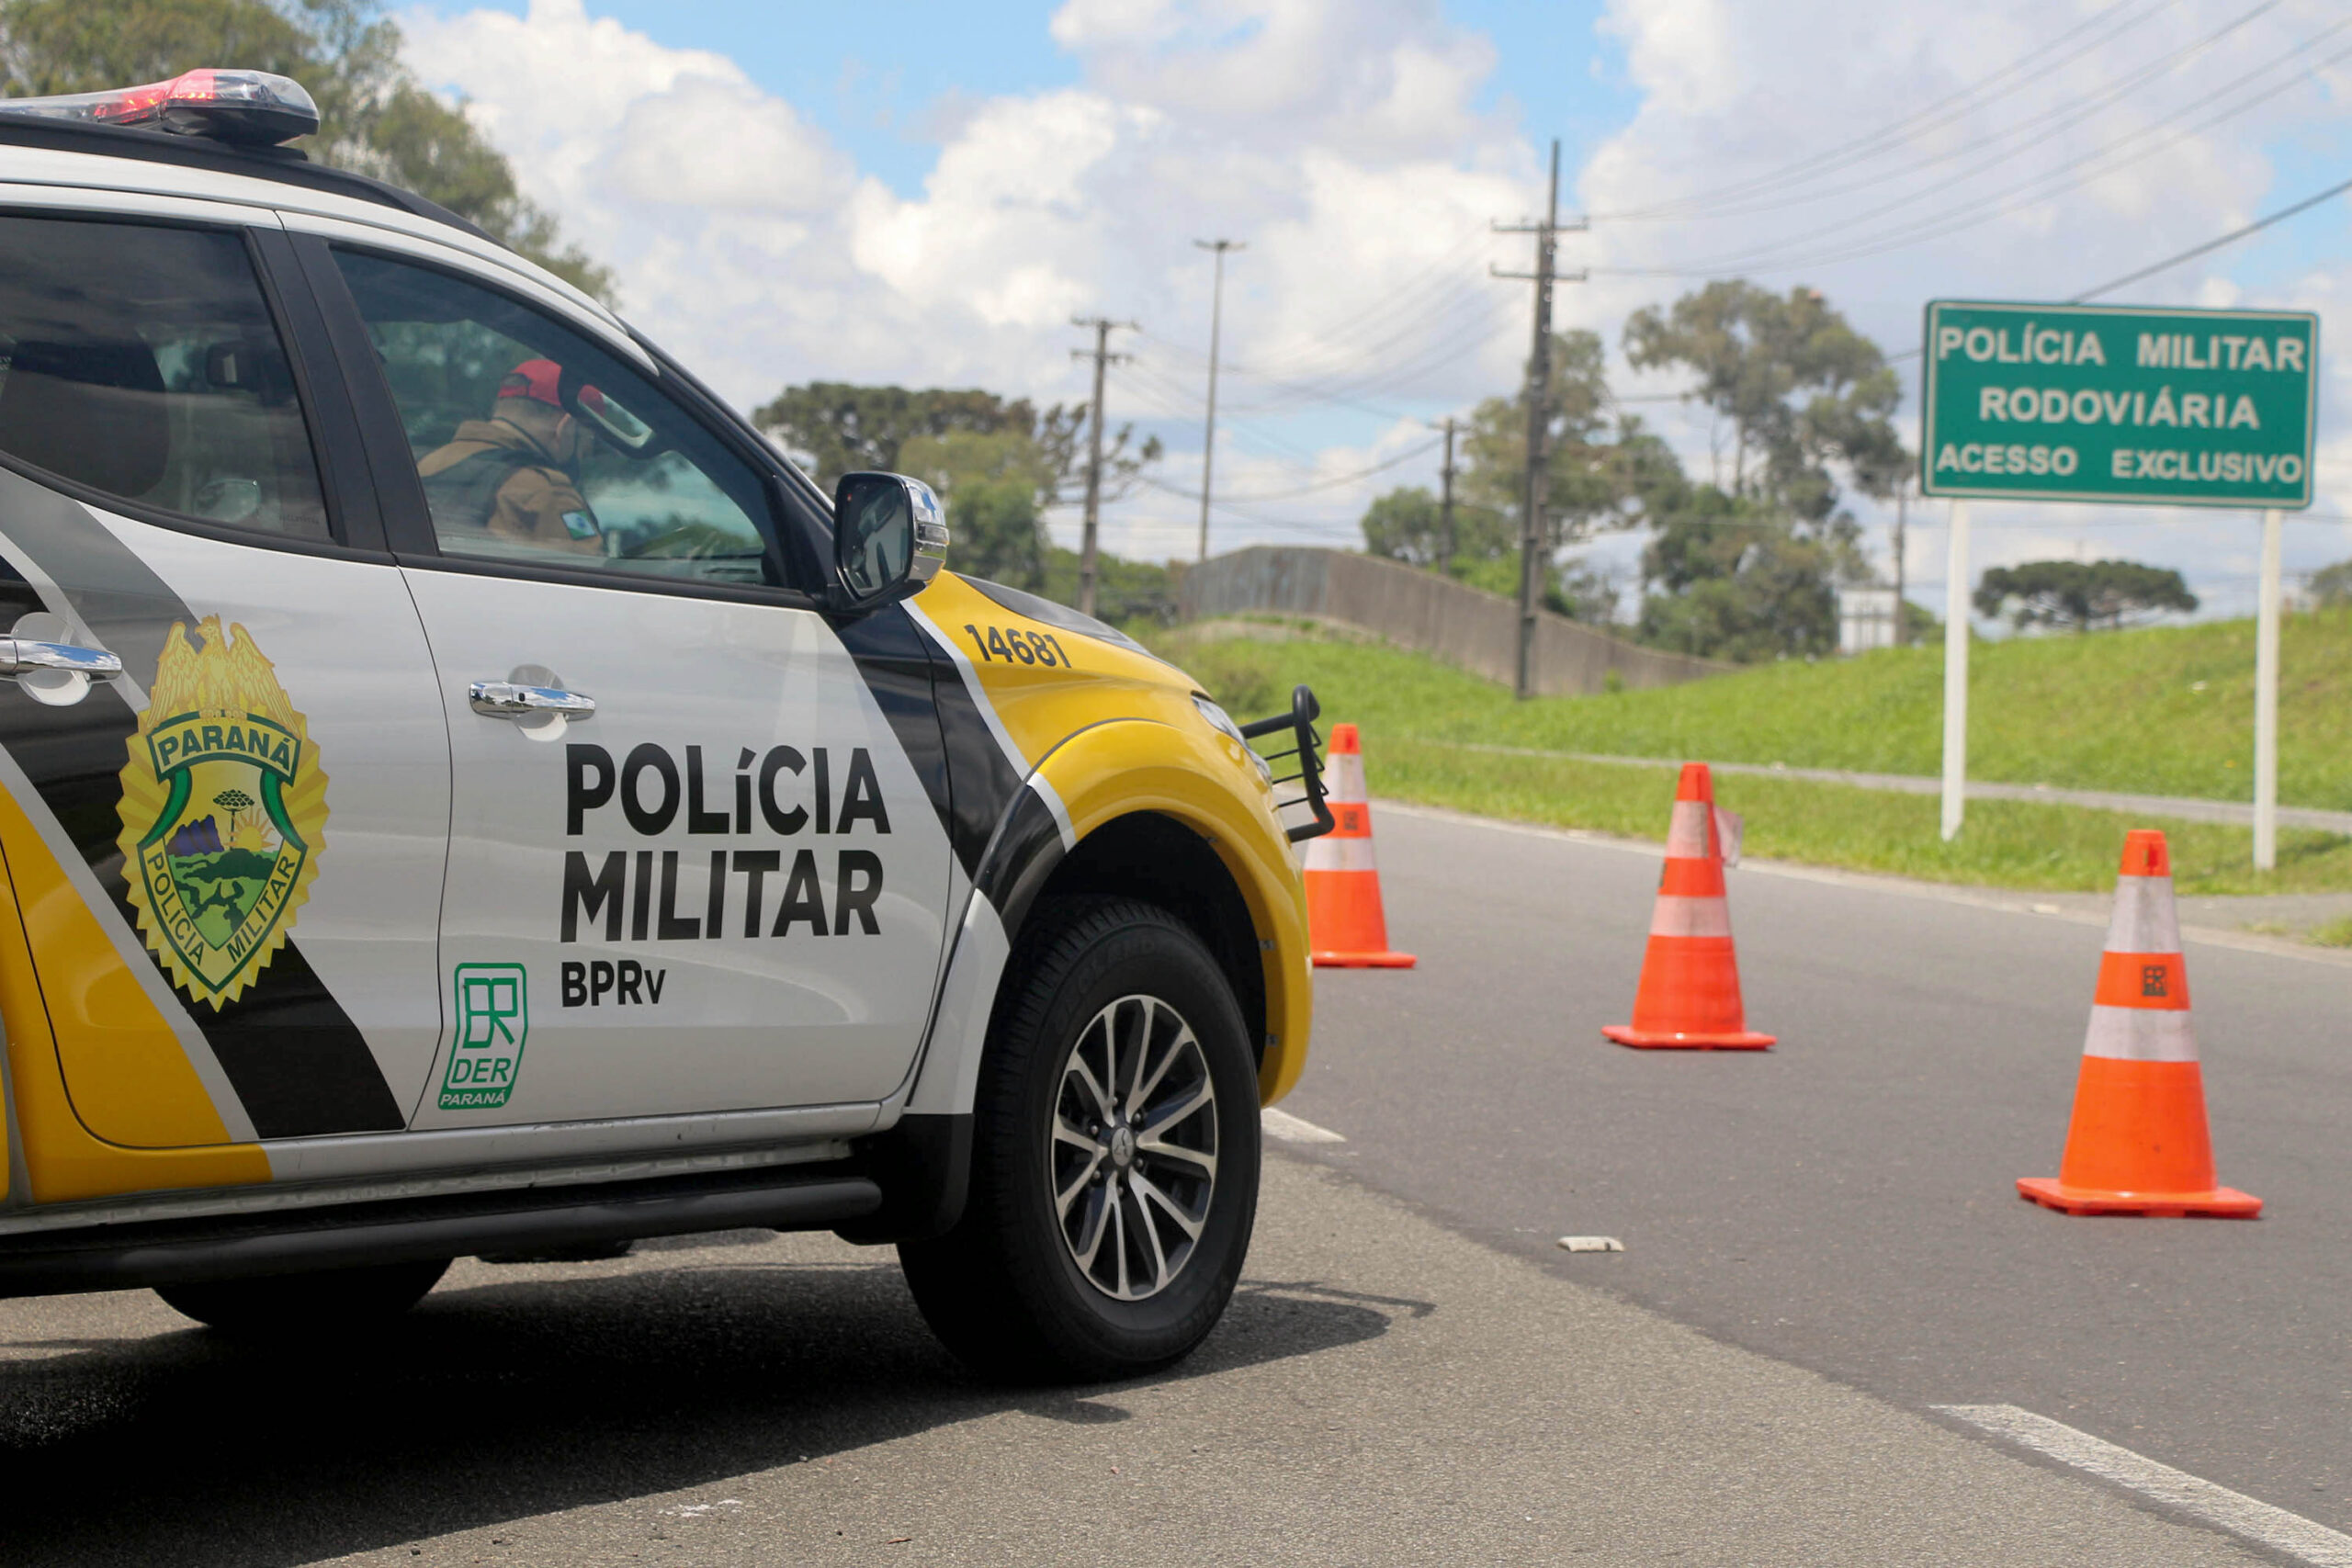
top-left (0, 800), bottom-right (2343, 1563)
top-left (1283, 802), bottom-right (2352, 1532)
top-left (0, 1166), bottom-right (2282, 1567)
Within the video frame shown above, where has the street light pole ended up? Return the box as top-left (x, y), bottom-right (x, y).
top-left (1193, 238), bottom-right (1243, 564)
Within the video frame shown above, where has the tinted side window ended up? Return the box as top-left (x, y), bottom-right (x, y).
top-left (0, 215), bottom-right (327, 538)
top-left (332, 250), bottom-right (782, 589)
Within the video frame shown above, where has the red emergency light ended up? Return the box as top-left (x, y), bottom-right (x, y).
top-left (0, 69), bottom-right (319, 147)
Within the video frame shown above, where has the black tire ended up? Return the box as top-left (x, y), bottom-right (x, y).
top-left (900, 897), bottom-right (1261, 1383)
top-left (155, 1258), bottom-right (451, 1334)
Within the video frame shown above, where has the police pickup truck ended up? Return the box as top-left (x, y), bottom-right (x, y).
top-left (0, 70), bottom-right (1329, 1381)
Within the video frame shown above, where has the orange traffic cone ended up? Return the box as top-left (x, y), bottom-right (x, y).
top-left (1304, 724), bottom-right (1414, 969)
top-left (1602, 762), bottom-right (1773, 1050)
top-left (2018, 829), bottom-right (2259, 1218)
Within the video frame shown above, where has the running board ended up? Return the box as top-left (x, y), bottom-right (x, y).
top-left (0, 1165), bottom-right (882, 1298)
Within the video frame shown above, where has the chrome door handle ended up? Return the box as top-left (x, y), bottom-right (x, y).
top-left (0, 638), bottom-right (121, 677)
top-left (469, 681), bottom-right (595, 721)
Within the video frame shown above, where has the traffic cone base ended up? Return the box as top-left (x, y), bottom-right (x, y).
top-left (1304, 725), bottom-right (1415, 969)
top-left (1601, 1024), bottom-right (1775, 1050)
top-left (2016, 1178), bottom-right (2261, 1219)
top-left (1314, 948), bottom-right (1418, 969)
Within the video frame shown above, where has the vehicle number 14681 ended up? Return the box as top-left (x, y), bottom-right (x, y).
top-left (964, 623), bottom-right (1073, 668)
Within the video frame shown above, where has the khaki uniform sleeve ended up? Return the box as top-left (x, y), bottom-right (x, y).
top-left (489, 468), bottom-right (602, 555)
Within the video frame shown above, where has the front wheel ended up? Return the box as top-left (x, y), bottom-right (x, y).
top-left (900, 897), bottom-right (1261, 1382)
top-left (155, 1258), bottom-right (451, 1334)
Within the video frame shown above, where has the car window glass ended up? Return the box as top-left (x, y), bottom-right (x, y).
top-left (0, 214), bottom-right (327, 538)
top-left (331, 250), bottom-right (779, 588)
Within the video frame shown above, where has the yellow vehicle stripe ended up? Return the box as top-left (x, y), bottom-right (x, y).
top-left (914, 577), bottom-right (1312, 1102)
top-left (0, 783), bottom-right (267, 1201)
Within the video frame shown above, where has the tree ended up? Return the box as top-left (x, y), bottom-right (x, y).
top-left (2309, 558), bottom-right (2352, 607)
top-left (756, 382), bottom-right (1162, 592)
top-left (754, 383), bottom-right (1159, 504)
top-left (1634, 486), bottom-right (1841, 661)
top-left (1623, 281), bottom-right (1904, 520)
top-left (1973, 559), bottom-right (2199, 633)
top-left (0, 0), bottom-right (612, 299)
top-left (1360, 486), bottom-right (1505, 569)
top-left (896, 428), bottom-right (1050, 589)
top-left (1458, 328), bottom-right (1682, 552)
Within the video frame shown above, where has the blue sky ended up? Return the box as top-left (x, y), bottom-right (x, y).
top-left (406, 0), bottom-right (2352, 621)
top-left (452, 2), bottom-right (1641, 201)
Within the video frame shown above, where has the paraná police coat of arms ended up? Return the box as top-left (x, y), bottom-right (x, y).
top-left (116, 617), bottom-right (328, 1008)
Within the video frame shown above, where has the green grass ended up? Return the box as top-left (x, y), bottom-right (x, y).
top-left (1162, 606), bottom-right (2352, 810)
top-left (1158, 615), bottom-right (2352, 896)
top-left (1368, 739), bottom-right (2352, 896)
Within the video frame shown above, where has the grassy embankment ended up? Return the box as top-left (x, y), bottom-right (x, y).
top-left (1155, 609), bottom-right (2352, 898)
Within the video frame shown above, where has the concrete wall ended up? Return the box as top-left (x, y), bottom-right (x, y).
top-left (1178, 546), bottom-right (1725, 696)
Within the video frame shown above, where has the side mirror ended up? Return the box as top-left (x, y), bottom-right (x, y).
top-left (831, 471), bottom-right (948, 613)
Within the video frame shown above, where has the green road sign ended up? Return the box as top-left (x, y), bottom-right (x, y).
top-left (1921, 300), bottom-right (2316, 509)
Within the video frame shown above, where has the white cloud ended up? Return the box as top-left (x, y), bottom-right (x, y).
top-left (397, 0), bottom-right (2352, 598)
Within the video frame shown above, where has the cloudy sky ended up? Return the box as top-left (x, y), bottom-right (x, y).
top-left (399, 0), bottom-right (2352, 622)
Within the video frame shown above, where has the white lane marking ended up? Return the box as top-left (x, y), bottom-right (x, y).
top-left (1556, 1235), bottom-right (1624, 1253)
top-left (1261, 1107), bottom-right (1345, 1145)
top-left (1935, 1405), bottom-right (2352, 1566)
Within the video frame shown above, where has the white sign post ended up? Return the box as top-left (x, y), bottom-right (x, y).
top-left (2254, 508), bottom-right (2282, 871)
top-left (1940, 502), bottom-right (1970, 841)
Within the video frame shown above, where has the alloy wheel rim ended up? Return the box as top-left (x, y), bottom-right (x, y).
top-left (1049, 993), bottom-right (1219, 1302)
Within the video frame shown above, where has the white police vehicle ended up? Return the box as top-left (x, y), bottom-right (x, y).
top-left (0, 71), bottom-right (1329, 1381)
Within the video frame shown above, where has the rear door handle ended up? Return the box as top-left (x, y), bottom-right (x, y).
top-left (0, 638), bottom-right (122, 677)
top-left (469, 681), bottom-right (595, 722)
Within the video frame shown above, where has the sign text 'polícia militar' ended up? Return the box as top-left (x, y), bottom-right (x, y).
top-left (1921, 300), bottom-right (2316, 510)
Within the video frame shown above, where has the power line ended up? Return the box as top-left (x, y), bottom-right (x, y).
top-left (1610, 0), bottom-right (2278, 228)
top-left (1591, 0), bottom-right (2175, 220)
top-left (2075, 169), bottom-right (2352, 299)
top-left (1878, 162), bottom-right (2352, 367)
top-left (1597, 17), bottom-right (2350, 279)
top-left (1139, 436), bottom-right (1442, 504)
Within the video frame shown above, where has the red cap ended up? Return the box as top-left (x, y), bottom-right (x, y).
top-left (498, 358), bottom-right (609, 416)
top-left (1329, 723), bottom-right (1360, 756)
top-left (1673, 761), bottom-right (1714, 805)
top-left (2120, 829), bottom-right (2171, 878)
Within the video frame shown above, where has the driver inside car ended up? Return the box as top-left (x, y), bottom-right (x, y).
top-left (416, 356), bottom-right (605, 552)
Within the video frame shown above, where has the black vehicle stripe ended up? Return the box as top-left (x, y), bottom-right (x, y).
top-left (902, 610), bottom-right (1028, 882)
top-left (829, 604), bottom-right (956, 856)
top-left (970, 784), bottom-right (1069, 940)
top-left (0, 468), bottom-right (402, 1137)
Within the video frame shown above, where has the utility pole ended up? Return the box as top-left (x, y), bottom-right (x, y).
top-left (1430, 416), bottom-right (1459, 577)
top-left (1490, 140), bottom-right (1586, 699)
top-left (1069, 315), bottom-right (1136, 618)
top-left (1193, 238), bottom-right (1244, 563)
top-left (1893, 481), bottom-right (1907, 647)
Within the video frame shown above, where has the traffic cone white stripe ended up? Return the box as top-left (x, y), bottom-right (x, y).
top-left (1649, 895), bottom-right (1734, 939)
top-left (2106, 875), bottom-right (2183, 952)
top-left (1305, 836), bottom-right (1381, 874)
top-left (2084, 1006), bottom-right (2199, 1063)
top-left (1665, 802), bottom-right (1711, 858)
top-left (1327, 750), bottom-right (1368, 800)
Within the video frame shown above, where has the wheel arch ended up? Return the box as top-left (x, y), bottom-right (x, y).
top-left (855, 718), bottom-right (1309, 1245)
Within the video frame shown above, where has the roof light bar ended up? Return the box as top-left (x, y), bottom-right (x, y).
top-left (0, 70), bottom-right (319, 147)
